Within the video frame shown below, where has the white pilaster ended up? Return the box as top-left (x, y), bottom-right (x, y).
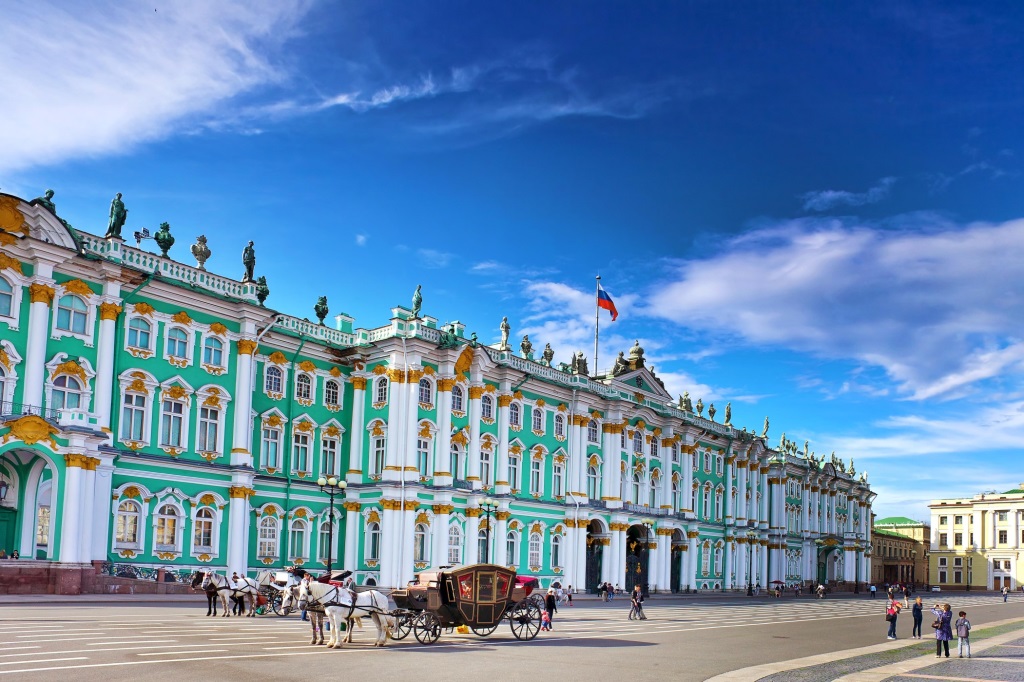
top-left (467, 385), bottom-right (482, 487)
top-left (93, 295), bottom-right (121, 430)
top-left (231, 339), bottom-right (256, 466)
top-left (22, 280), bottom-right (55, 408)
top-left (496, 395), bottom-right (511, 495)
top-left (347, 378), bottom-right (366, 484)
top-left (343, 502), bottom-right (359, 570)
top-left (59, 457), bottom-right (83, 562)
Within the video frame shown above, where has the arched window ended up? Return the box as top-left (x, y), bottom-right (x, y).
top-left (703, 485), bottom-right (712, 520)
top-left (451, 385), bottom-right (464, 412)
top-left (530, 459), bottom-right (542, 494)
top-left (649, 478), bottom-right (657, 507)
top-left (115, 500), bottom-right (140, 547)
top-left (673, 481), bottom-right (681, 512)
top-left (52, 375), bottom-right (82, 410)
top-left (715, 489), bottom-right (724, 521)
top-left (154, 504), bottom-right (178, 549)
top-left (671, 443), bottom-right (679, 463)
top-left (414, 523), bottom-right (429, 563)
top-left (633, 431), bottom-right (643, 453)
top-left (166, 327), bottom-right (188, 358)
top-left (318, 521), bottom-right (331, 561)
top-left (0, 277), bottom-right (12, 317)
top-left (296, 374), bottom-right (311, 400)
top-left (692, 485), bottom-right (699, 515)
top-left (714, 547), bottom-right (723, 574)
top-left (0, 365), bottom-right (6, 405)
top-left (509, 402), bottom-right (521, 427)
top-left (289, 518), bottom-right (307, 558)
top-left (481, 394), bottom-right (493, 420)
top-left (366, 521), bottom-right (381, 560)
top-left (528, 532), bottom-right (542, 568)
top-left (324, 380), bottom-right (340, 407)
top-left (418, 378), bottom-right (432, 405)
top-left (203, 337), bottom-right (223, 366)
top-left (704, 453), bottom-right (711, 472)
top-left (620, 431), bottom-right (626, 449)
top-left (128, 317), bottom-right (151, 349)
top-left (477, 529), bottom-right (488, 562)
top-left (587, 465), bottom-right (599, 499)
top-left (447, 525), bottom-right (462, 565)
top-left (375, 377), bottom-right (388, 404)
top-left (554, 414), bottom-right (565, 438)
top-left (506, 531), bottom-right (519, 566)
top-left (552, 463), bottom-right (564, 497)
top-left (550, 535), bottom-right (562, 568)
top-left (588, 420), bottom-right (599, 443)
top-left (194, 507), bottom-right (214, 551)
top-left (450, 443), bottom-right (462, 480)
top-left (265, 366), bottom-right (282, 394)
top-left (56, 295), bottom-right (88, 334)
top-left (258, 516), bottom-right (278, 558)
top-left (479, 450), bottom-right (491, 486)
top-left (632, 473), bottom-right (641, 504)
top-left (532, 407), bottom-right (543, 432)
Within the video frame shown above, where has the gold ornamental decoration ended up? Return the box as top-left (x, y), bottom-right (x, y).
top-left (99, 302), bottom-right (122, 320)
top-left (342, 501), bottom-right (362, 513)
top-left (437, 378), bottom-right (456, 392)
top-left (329, 366), bottom-right (342, 377)
top-left (64, 453), bottom-right (90, 468)
top-left (0, 252), bottom-right (24, 274)
top-left (497, 394), bottom-right (513, 407)
top-left (2, 415), bottom-right (59, 449)
top-left (268, 351), bottom-right (287, 365)
top-left (164, 385), bottom-right (188, 400)
top-left (0, 348), bottom-right (10, 370)
top-left (133, 302), bottom-right (155, 316)
top-left (454, 345), bottom-right (473, 376)
top-left (199, 493), bottom-right (216, 505)
top-left (263, 414), bottom-right (283, 428)
top-left (0, 195), bottom-right (29, 235)
top-left (29, 283), bottom-right (55, 305)
top-left (171, 311), bottom-right (192, 325)
top-left (228, 486), bottom-right (254, 499)
top-left (323, 425), bottom-right (340, 438)
top-left (51, 359), bottom-right (87, 383)
top-left (468, 386), bottom-right (484, 399)
top-left (61, 279), bottom-right (93, 297)
top-left (0, 232), bottom-right (15, 246)
top-left (299, 360), bottom-right (317, 373)
top-left (350, 376), bottom-right (367, 390)
top-left (294, 420), bottom-right (314, 433)
top-left (208, 322), bottom-right (228, 336)
top-left (236, 339), bottom-right (257, 355)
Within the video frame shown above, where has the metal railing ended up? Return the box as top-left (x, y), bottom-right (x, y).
top-left (0, 402), bottom-right (62, 421)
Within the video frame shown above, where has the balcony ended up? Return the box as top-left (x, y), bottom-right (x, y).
top-left (0, 402), bottom-right (62, 422)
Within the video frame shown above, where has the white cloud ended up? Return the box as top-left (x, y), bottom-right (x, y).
top-left (0, 0), bottom-right (311, 174)
top-left (801, 177), bottom-right (896, 211)
top-left (645, 215), bottom-right (1024, 400)
top-left (355, 234), bottom-right (367, 246)
top-left (417, 249), bottom-right (453, 268)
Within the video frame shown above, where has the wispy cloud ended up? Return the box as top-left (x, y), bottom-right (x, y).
top-left (355, 234), bottom-right (367, 246)
top-left (801, 177), bottom-right (896, 211)
top-left (417, 248), bottom-right (453, 268)
top-left (0, 0), bottom-right (311, 174)
top-left (644, 215), bottom-right (1024, 401)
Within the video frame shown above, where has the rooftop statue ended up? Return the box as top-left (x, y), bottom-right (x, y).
top-left (628, 339), bottom-right (645, 369)
top-left (679, 391), bottom-right (693, 412)
top-left (412, 285), bottom-right (422, 318)
top-left (255, 276), bottom-right (270, 306)
top-left (468, 332), bottom-right (479, 348)
top-left (437, 324), bottom-right (461, 350)
top-left (190, 235), bottom-right (210, 270)
top-left (520, 334), bottom-right (533, 359)
top-left (612, 351), bottom-right (629, 376)
top-left (724, 402), bottom-right (732, 425)
top-left (314, 296), bottom-right (329, 325)
top-left (708, 403), bottom-right (717, 421)
top-left (570, 350), bottom-right (588, 376)
top-left (154, 222), bottom-right (174, 258)
top-left (695, 397), bottom-right (704, 417)
top-left (105, 192), bottom-right (127, 239)
top-left (499, 316), bottom-right (511, 350)
top-left (541, 343), bottom-right (554, 366)
top-left (761, 416), bottom-right (770, 438)
top-left (849, 458), bottom-right (856, 476)
top-left (32, 189), bottom-right (56, 214)
top-left (803, 440), bottom-right (810, 457)
top-left (242, 240), bottom-right (256, 282)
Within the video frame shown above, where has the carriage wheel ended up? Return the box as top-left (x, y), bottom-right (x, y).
top-left (270, 593), bottom-right (285, 616)
top-left (392, 613), bottom-right (414, 640)
top-left (413, 613), bottom-right (441, 645)
top-left (470, 623), bottom-right (499, 637)
top-left (508, 600), bottom-right (542, 641)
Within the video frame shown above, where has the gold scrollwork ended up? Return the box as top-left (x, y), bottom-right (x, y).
top-left (29, 283), bottom-right (55, 305)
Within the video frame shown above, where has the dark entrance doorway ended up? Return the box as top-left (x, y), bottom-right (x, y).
top-left (585, 520), bottom-right (603, 594)
top-left (0, 507), bottom-right (16, 557)
top-left (625, 524), bottom-right (650, 596)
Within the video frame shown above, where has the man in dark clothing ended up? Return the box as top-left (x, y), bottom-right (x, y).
top-left (629, 585), bottom-right (647, 620)
top-left (544, 588), bottom-right (558, 629)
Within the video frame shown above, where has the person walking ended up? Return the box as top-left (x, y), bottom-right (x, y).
top-left (599, 582), bottom-right (608, 602)
top-left (885, 596), bottom-right (902, 640)
top-left (955, 610), bottom-right (972, 658)
top-left (566, 585), bottom-right (574, 606)
top-left (903, 585), bottom-right (911, 608)
top-left (912, 597), bottom-right (924, 639)
top-left (870, 584), bottom-right (877, 598)
top-left (544, 588), bottom-right (558, 630)
top-left (629, 584), bottom-right (647, 620)
top-left (1002, 585), bottom-right (1010, 602)
top-left (932, 602), bottom-right (953, 658)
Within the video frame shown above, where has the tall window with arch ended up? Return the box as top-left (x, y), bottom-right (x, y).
top-left (414, 523), bottom-right (429, 563)
top-left (450, 444), bottom-right (463, 480)
top-left (296, 374), bottom-right (312, 401)
top-left (528, 533), bottom-right (542, 568)
top-left (477, 529), bottom-right (488, 563)
top-left (451, 384), bottom-right (464, 412)
top-left (375, 376), bottom-right (388, 404)
top-left (633, 431), bottom-right (643, 453)
top-left (672, 480), bottom-right (681, 512)
top-left (703, 485), bottom-right (712, 520)
top-left (115, 500), bottom-right (140, 547)
top-left (631, 473), bottom-right (641, 504)
top-left (203, 337), bottom-right (223, 367)
top-left (509, 402), bottom-right (521, 428)
top-left (714, 547), bottom-right (723, 574)
top-left (289, 518), bottom-right (307, 559)
top-left (481, 394), bottom-right (493, 420)
top-left (324, 380), bottom-right (340, 408)
top-left (194, 507), bottom-right (215, 552)
top-left (532, 407), bottom-right (543, 432)
top-left (715, 488), bottom-right (724, 521)
top-left (550, 534), bottom-right (562, 568)
top-left (128, 317), bottom-right (151, 350)
top-left (265, 366), bottom-right (283, 394)
top-left (588, 420), bottom-right (599, 443)
top-left (649, 478), bottom-right (657, 507)
top-left (154, 504), bottom-right (178, 550)
top-left (51, 375), bottom-right (83, 410)
top-left (257, 516), bottom-right (278, 558)
top-left (318, 521), bottom-right (331, 561)
top-left (554, 414), bottom-right (565, 438)
top-left (506, 531), bottom-right (519, 567)
top-left (56, 294), bottom-right (88, 334)
top-left (447, 525), bottom-right (463, 565)
top-left (587, 465), bottom-right (600, 499)
top-left (365, 521), bottom-right (381, 561)
top-left (671, 442), bottom-right (679, 463)
top-left (166, 327), bottom-right (189, 359)
top-left (0, 277), bottom-right (13, 317)
top-left (418, 378), bottom-right (432, 405)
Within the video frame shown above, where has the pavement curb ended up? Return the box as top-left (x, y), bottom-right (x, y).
top-left (705, 616), bottom-right (1024, 682)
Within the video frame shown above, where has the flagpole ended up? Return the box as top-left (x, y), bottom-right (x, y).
top-left (594, 275), bottom-right (600, 377)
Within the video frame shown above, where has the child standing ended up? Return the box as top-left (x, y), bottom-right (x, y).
top-left (540, 611), bottom-right (551, 631)
top-left (955, 610), bottom-right (972, 658)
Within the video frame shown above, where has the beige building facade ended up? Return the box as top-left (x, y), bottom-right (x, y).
top-left (873, 517), bottom-right (930, 587)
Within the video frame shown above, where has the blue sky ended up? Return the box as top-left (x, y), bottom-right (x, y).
top-left (3, 1), bottom-right (1024, 521)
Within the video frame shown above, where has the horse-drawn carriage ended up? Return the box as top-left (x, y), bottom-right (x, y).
top-left (390, 563), bottom-right (543, 644)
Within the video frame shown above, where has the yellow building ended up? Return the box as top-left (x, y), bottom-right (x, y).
top-left (873, 516), bottom-right (930, 587)
top-left (929, 487), bottom-right (1024, 591)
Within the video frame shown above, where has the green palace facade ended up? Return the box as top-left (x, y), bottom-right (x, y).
top-left (0, 190), bottom-right (875, 592)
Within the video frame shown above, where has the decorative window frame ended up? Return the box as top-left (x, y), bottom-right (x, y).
top-left (162, 319), bottom-right (195, 369)
top-left (51, 280), bottom-right (99, 346)
top-left (259, 410), bottom-right (285, 473)
top-left (291, 415), bottom-right (318, 478)
top-left (450, 384), bottom-right (465, 415)
top-left (44, 353), bottom-right (96, 413)
top-left (123, 311), bottom-right (156, 359)
top-left (0, 340), bottom-right (23, 407)
top-left (255, 505), bottom-right (282, 563)
top-left (323, 377), bottom-right (343, 412)
top-left (364, 513), bottom-right (382, 566)
top-left (189, 491), bottom-right (226, 561)
top-left (0, 270), bottom-right (26, 329)
top-left (551, 459), bottom-right (565, 500)
top-left (295, 370), bottom-right (316, 407)
top-left (447, 523), bottom-right (464, 565)
top-left (319, 420), bottom-right (344, 479)
top-left (156, 376), bottom-right (194, 456)
top-left (508, 400), bottom-right (523, 432)
top-left (417, 376), bottom-right (434, 410)
top-left (587, 419), bottom-right (600, 444)
top-left (531, 404), bottom-right (545, 436)
top-left (151, 491), bottom-right (186, 559)
top-left (505, 528), bottom-right (521, 567)
top-left (372, 375), bottom-right (389, 409)
top-left (111, 482), bottom-right (153, 558)
top-left (715, 484), bottom-right (725, 521)
top-left (199, 331), bottom-right (229, 376)
top-left (262, 352), bottom-right (288, 400)
top-left (117, 368), bottom-right (157, 449)
top-left (703, 452), bottom-right (712, 473)
top-left (550, 531), bottom-right (563, 570)
top-left (632, 430), bottom-right (644, 454)
top-left (553, 413), bottom-right (566, 441)
top-left (287, 509), bottom-right (313, 564)
top-left (366, 418), bottom-right (387, 480)
top-left (480, 393), bottom-right (495, 423)
top-left (413, 521), bottom-right (431, 565)
top-left (195, 385), bottom-right (231, 462)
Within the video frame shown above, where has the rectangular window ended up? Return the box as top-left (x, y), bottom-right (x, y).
top-left (530, 459), bottom-right (541, 495)
top-left (121, 393), bottom-right (146, 441)
top-left (416, 439), bottom-right (430, 478)
top-left (293, 433), bottom-right (310, 473)
top-left (35, 506), bottom-right (50, 547)
top-left (939, 570), bottom-right (947, 583)
top-left (954, 570), bottom-right (962, 584)
top-left (939, 516), bottom-right (948, 525)
top-left (1006, 560), bottom-right (1012, 570)
top-left (509, 458), bottom-right (520, 490)
top-left (953, 557), bottom-right (962, 567)
top-left (480, 451), bottom-right (491, 486)
top-left (262, 428), bottom-right (280, 469)
top-left (552, 465), bottom-right (563, 498)
top-left (954, 533), bottom-right (963, 546)
top-left (371, 436), bottom-right (385, 476)
top-left (160, 400), bottom-right (184, 447)
top-left (938, 557), bottom-right (947, 567)
top-left (939, 533), bottom-right (948, 547)
top-left (322, 438), bottom-right (338, 478)
top-left (198, 407), bottom-right (219, 452)
top-left (1000, 530), bottom-right (1008, 544)
top-left (999, 512), bottom-right (1008, 522)
top-left (954, 515), bottom-right (963, 524)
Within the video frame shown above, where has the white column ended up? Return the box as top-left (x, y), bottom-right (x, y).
top-left (724, 537), bottom-right (733, 589)
top-left (495, 395), bottom-right (511, 494)
top-left (59, 456), bottom-right (83, 562)
top-left (432, 505), bottom-right (451, 568)
top-left (575, 525), bottom-right (587, 589)
top-left (725, 458), bottom-right (734, 524)
top-left (78, 462), bottom-right (96, 563)
top-left (226, 486), bottom-right (251, 574)
top-left (760, 540), bottom-right (769, 585)
top-left (748, 463), bottom-right (758, 521)
top-left (1014, 511), bottom-right (1020, 550)
top-left (494, 512), bottom-right (509, 564)
top-left (660, 439), bottom-right (673, 511)
top-left (682, 448), bottom-right (694, 513)
top-left (400, 504), bottom-right (416, 585)
top-left (601, 538), bottom-right (614, 586)
top-left (22, 281), bottom-right (55, 408)
top-left (91, 455), bottom-right (115, 560)
top-left (383, 371), bottom-right (404, 482)
top-left (569, 415), bottom-right (585, 497)
top-left (736, 463), bottom-right (747, 524)
top-left (801, 485), bottom-right (810, 533)
top-left (467, 385), bottom-right (482, 487)
top-left (686, 531), bottom-right (698, 589)
top-left (648, 530), bottom-right (660, 590)
top-left (435, 382), bottom-right (453, 483)
top-left (231, 339), bottom-right (256, 466)
top-left (404, 374), bottom-right (421, 479)
top-left (616, 526), bottom-right (628, 588)
top-left (602, 425), bottom-right (620, 502)
top-left (465, 510), bottom-right (480, 565)
top-left (93, 300), bottom-right (121, 430)
top-left (343, 502), bottom-right (360, 570)
top-left (380, 502), bottom-right (397, 586)
top-left (347, 378), bottom-right (366, 484)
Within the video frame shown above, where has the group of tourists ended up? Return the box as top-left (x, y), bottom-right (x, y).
top-left (885, 596), bottom-right (974, 658)
top-left (597, 582), bottom-right (621, 601)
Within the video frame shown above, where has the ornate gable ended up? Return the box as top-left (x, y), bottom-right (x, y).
top-left (610, 367), bottom-right (672, 401)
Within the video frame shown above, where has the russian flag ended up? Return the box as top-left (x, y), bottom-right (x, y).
top-left (597, 282), bottom-right (618, 321)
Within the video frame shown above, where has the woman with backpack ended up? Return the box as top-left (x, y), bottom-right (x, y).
top-left (885, 596), bottom-right (902, 640)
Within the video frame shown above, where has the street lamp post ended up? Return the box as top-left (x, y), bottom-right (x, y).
top-left (0, 476), bottom-right (8, 502)
top-left (316, 475), bottom-right (347, 577)
top-left (746, 529), bottom-right (757, 596)
top-left (480, 497), bottom-right (498, 564)
top-left (642, 518), bottom-right (654, 594)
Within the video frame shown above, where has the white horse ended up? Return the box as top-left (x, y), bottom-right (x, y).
top-left (298, 581), bottom-right (394, 648)
top-left (280, 582), bottom-right (366, 645)
top-left (201, 571), bottom-right (260, 617)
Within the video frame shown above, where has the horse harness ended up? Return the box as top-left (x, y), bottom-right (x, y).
top-left (302, 585), bottom-right (367, 622)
